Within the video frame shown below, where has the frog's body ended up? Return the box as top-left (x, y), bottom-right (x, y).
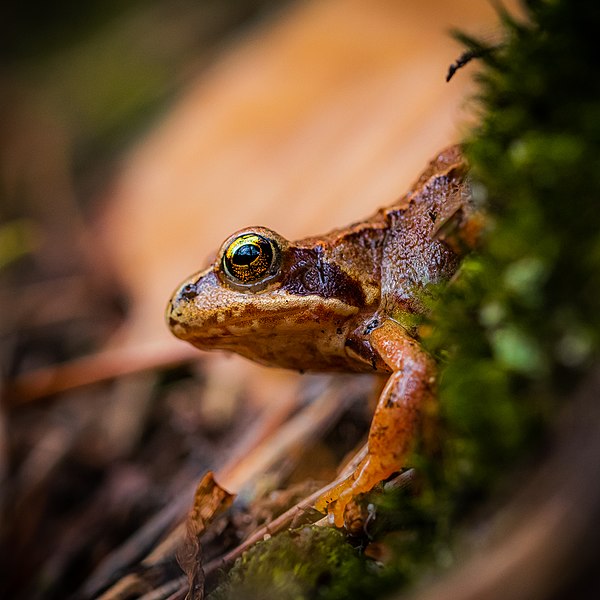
top-left (167, 146), bottom-right (478, 526)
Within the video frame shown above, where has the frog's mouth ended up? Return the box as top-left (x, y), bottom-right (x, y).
top-left (167, 297), bottom-right (356, 345)
top-left (172, 320), bottom-right (360, 372)
top-left (168, 266), bottom-right (360, 333)
top-left (166, 267), bottom-right (363, 370)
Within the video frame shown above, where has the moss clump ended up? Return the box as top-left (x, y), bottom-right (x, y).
top-left (393, 0), bottom-right (600, 581)
top-left (208, 526), bottom-right (371, 600)
top-left (425, 0), bottom-right (600, 502)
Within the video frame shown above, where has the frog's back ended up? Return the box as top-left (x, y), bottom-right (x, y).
top-left (297, 146), bottom-right (474, 319)
top-left (291, 145), bottom-right (476, 326)
top-left (378, 146), bottom-right (473, 315)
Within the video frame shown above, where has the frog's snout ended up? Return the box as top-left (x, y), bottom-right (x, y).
top-left (166, 277), bottom-right (199, 338)
top-left (166, 267), bottom-right (240, 344)
top-left (166, 293), bottom-right (187, 338)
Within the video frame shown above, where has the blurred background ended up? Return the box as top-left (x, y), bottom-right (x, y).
top-left (0, 1), bottom-right (518, 598)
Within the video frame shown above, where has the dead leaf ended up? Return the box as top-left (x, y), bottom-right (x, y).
top-left (179, 472), bottom-right (235, 600)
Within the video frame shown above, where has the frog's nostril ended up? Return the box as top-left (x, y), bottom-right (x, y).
top-left (178, 282), bottom-right (198, 301)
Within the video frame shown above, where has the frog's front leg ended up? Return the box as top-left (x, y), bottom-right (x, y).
top-left (315, 319), bottom-right (436, 527)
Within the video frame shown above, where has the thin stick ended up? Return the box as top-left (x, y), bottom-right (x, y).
top-left (6, 342), bottom-right (199, 405)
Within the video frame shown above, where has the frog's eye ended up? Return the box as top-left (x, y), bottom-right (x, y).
top-left (222, 233), bottom-right (280, 286)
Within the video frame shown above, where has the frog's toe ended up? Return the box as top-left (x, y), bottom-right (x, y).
top-left (315, 477), bottom-right (373, 528)
top-left (314, 489), bottom-right (333, 514)
top-left (333, 489), bottom-right (361, 527)
top-left (330, 499), bottom-right (347, 528)
top-left (314, 480), bottom-right (350, 526)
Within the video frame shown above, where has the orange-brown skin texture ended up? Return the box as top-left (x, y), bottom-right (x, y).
top-left (167, 146), bottom-right (477, 526)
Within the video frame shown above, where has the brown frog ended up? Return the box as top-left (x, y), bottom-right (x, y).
top-left (167, 146), bottom-right (479, 527)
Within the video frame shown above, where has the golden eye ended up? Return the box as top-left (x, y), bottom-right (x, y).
top-left (222, 233), bottom-right (279, 285)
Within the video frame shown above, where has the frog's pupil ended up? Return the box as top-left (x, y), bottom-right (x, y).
top-left (233, 243), bottom-right (260, 266)
top-left (223, 233), bottom-right (278, 285)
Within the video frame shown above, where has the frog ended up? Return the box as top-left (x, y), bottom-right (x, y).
top-left (166, 145), bottom-right (479, 527)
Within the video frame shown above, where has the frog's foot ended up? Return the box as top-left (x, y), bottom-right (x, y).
top-left (314, 454), bottom-right (397, 528)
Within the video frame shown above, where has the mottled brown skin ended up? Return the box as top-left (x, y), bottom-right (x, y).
top-left (167, 146), bottom-right (477, 527)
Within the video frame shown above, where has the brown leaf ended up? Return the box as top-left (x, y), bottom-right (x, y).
top-left (178, 472), bottom-right (235, 600)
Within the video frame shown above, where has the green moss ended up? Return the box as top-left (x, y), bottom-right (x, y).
top-left (412, 0), bottom-right (600, 575)
top-left (368, 0), bottom-right (600, 590)
top-left (208, 527), bottom-right (372, 600)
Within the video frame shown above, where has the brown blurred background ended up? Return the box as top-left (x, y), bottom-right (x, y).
top-left (1, 0), bottom-right (515, 358)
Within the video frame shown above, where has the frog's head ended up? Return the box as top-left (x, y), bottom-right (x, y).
top-left (167, 227), bottom-right (368, 371)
